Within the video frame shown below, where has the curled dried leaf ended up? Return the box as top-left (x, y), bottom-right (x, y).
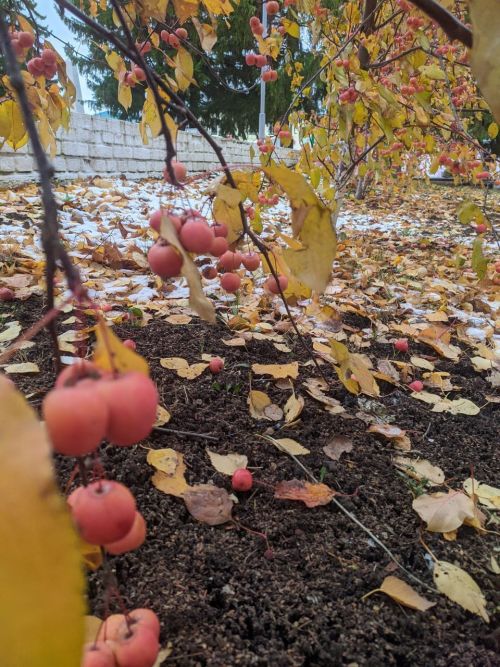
top-left (183, 484), bottom-right (233, 525)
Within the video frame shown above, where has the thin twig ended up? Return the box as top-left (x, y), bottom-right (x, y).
top-left (407, 0), bottom-right (472, 47)
top-left (153, 426), bottom-right (218, 441)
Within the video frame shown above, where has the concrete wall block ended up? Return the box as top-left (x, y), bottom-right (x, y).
top-left (14, 154), bottom-right (36, 172)
top-left (0, 154), bottom-right (16, 173)
top-left (101, 132), bottom-right (115, 144)
top-left (112, 146), bottom-right (133, 159)
top-left (65, 158), bottom-right (82, 171)
top-left (61, 141), bottom-right (89, 157)
top-left (94, 145), bottom-right (113, 159)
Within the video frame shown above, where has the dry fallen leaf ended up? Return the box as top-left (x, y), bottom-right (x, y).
top-left (303, 377), bottom-right (345, 413)
top-left (410, 356), bottom-right (435, 371)
top-left (433, 560), bottom-right (489, 622)
top-left (0, 322), bottom-right (22, 344)
top-left (206, 449), bottom-right (248, 476)
top-left (323, 435), bottom-right (353, 461)
top-left (183, 485), bottom-right (233, 525)
top-left (154, 405), bottom-right (171, 426)
top-left (148, 448), bottom-right (189, 497)
top-left (267, 437), bottom-right (310, 456)
top-left (393, 456), bottom-right (445, 486)
top-left (93, 320), bottom-right (149, 376)
top-left (222, 336), bottom-right (247, 347)
top-left (248, 389), bottom-right (271, 419)
top-left (160, 357), bottom-right (209, 379)
top-left (165, 314), bottom-right (192, 325)
top-left (251, 362), bottom-right (299, 379)
top-left (284, 393), bottom-right (305, 423)
top-left (3, 362), bottom-right (40, 374)
top-left (463, 478), bottom-right (500, 509)
top-left (375, 576), bottom-right (435, 611)
top-left (274, 479), bottom-right (335, 507)
top-left (368, 423), bottom-right (411, 451)
top-left (412, 490), bottom-right (480, 533)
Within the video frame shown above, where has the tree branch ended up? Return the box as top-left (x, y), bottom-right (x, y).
top-left (407, 0), bottom-right (472, 48)
top-left (0, 11), bottom-right (85, 367)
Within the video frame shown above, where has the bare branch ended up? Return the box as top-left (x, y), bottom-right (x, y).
top-left (407, 0), bottom-right (472, 47)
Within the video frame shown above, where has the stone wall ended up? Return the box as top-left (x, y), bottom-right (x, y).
top-left (0, 112), bottom-right (294, 186)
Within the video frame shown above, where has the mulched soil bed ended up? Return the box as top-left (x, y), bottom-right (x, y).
top-left (2, 296), bottom-right (499, 667)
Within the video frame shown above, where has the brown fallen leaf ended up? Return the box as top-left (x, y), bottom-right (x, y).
top-left (183, 484), bottom-right (233, 525)
top-left (323, 435), bottom-right (353, 461)
top-left (206, 449), bottom-right (248, 476)
top-left (251, 362), bottom-right (299, 379)
top-left (148, 448), bottom-right (189, 497)
top-left (370, 576), bottom-right (435, 611)
top-left (222, 336), bottom-right (247, 347)
top-left (274, 479), bottom-right (335, 507)
top-left (165, 314), bottom-right (192, 325)
top-left (368, 423), bottom-right (411, 451)
top-left (303, 377), bottom-right (345, 413)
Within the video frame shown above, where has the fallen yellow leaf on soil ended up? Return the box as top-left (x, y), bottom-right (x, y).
top-left (148, 448), bottom-right (189, 497)
top-left (183, 485), bottom-right (234, 525)
top-left (0, 375), bottom-right (85, 666)
top-left (154, 405), bottom-right (171, 426)
top-left (463, 478), bottom-right (500, 509)
top-left (251, 362), bottom-right (299, 379)
top-left (284, 393), bottom-right (304, 422)
top-left (330, 340), bottom-right (379, 397)
top-left (369, 576), bottom-right (435, 611)
top-left (433, 560), bottom-right (489, 623)
top-left (93, 319), bottom-right (149, 376)
top-left (412, 490), bottom-right (483, 533)
top-left (267, 437), bottom-right (310, 456)
top-left (165, 314), bottom-right (192, 325)
top-left (160, 357), bottom-right (209, 379)
top-left (274, 479), bottom-right (335, 507)
top-left (393, 456), bottom-right (444, 486)
top-left (3, 362), bottom-right (40, 374)
top-left (206, 449), bottom-right (248, 476)
top-left (303, 377), bottom-right (345, 413)
top-left (248, 389), bottom-right (271, 418)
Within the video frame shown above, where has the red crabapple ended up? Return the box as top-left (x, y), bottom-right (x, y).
top-left (148, 243), bottom-right (183, 278)
top-left (55, 359), bottom-right (102, 388)
top-left (123, 339), bottom-right (136, 351)
top-left (255, 54), bottom-right (267, 67)
top-left (408, 380), bottom-right (423, 392)
top-left (175, 27), bottom-right (188, 39)
top-left (220, 272), bottom-right (241, 293)
top-left (242, 252), bottom-right (260, 271)
top-left (111, 623), bottom-right (159, 667)
top-left (71, 481), bottom-right (136, 545)
top-left (96, 372), bottom-right (158, 446)
top-left (232, 468), bottom-right (253, 492)
top-left (136, 41), bottom-right (151, 53)
top-left (168, 33), bottom-right (180, 49)
top-left (245, 53), bottom-right (256, 66)
top-left (265, 275), bottom-right (288, 294)
top-left (202, 265), bottom-right (218, 279)
top-left (133, 66), bottom-right (146, 81)
top-left (97, 614), bottom-right (126, 642)
top-left (18, 31), bottom-right (34, 48)
top-left (209, 357), bottom-right (224, 374)
top-left (42, 385), bottom-right (108, 456)
top-left (220, 251), bottom-right (242, 271)
top-left (160, 30), bottom-right (169, 42)
top-left (163, 160), bottom-right (187, 183)
top-left (0, 287), bottom-right (14, 301)
top-left (210, 236), bottom-right (229, 257)
top-left (81, 641), bottom-right (116, 667)
top-left (476, 171), bottom-right (490, 180)
top-left (266, 1), bottom-right (280, 14)
top-left (475, 223), bottom-right (487, 233)
top-left (394, 338), bottom-right (409, 353)
top-left (105, 511), bottom-right (146, 555)
top-left (27, 57), bottom-right (44, 76)
top-left (41, 48), bottom-right (56, 66)
top-left (213, 223), bottom-right (228, 238)
top-left (179, 220), bottom-right (214, 254)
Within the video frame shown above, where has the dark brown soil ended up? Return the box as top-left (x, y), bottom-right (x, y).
top-left (2, 297), bottom-right (499, 667)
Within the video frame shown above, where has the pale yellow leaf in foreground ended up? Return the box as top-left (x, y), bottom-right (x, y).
top-left (3, 362), bottom-right (40, 374)
top-left (0, 376), bottom-right (85, 666)
top-left (0, 322), bottom-right (21, 344)
top-left (434, 561), bottom-right (489, 622)
top-left (378, 576), bottom-right (435, 611)
top-left (252, 362), bottom-right (299, 379)
top-left (463, 478), bottom-right (500, 510)
top-left (206, 449), bottom-right (248, 476)
top-left (394, 456), bottom-right (444, 486)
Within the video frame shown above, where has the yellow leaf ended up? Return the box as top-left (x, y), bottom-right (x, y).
top-left (283, 205), bottom-right (337, 293)
top-left (206, 450), bottom-right (248, 475)
top-left (148, 448), bottom-right (189, 497)
top-left (267, 436), bottom-right (310, 456)
top-left (463, 478), bottom-right (500, 509)
top-left (212, 184), bottom-right (243, 243)
top-left (330, 340), bottom-right (379, 397)
top-left (434, 561), bottom-right (489, 622)
top-left (0, 321), bottom-right (21, 343)
top-left (0, 99), bottom-right (28, 150)
top-left (172, 0), bottom-right (199, 22)
top-left (3, 362), bottom-right (40, 374)
top-left (0, 376), bottom-right (85, 665)
top-left (174, 47), bottom-right (195, 91)
top-left (487, 121), bottom-right (499, 139)
top-left (412, 491), bottom-right (477, 533)
top-left (154, 405), bottom-right (171, 426)
top-left (419, 64), bottom-right (446, 81)
top-left (159, 214), bottom-right (216, 323)
top-left (469, 0), bottom-right (500, 123)
top-left (192, 17), bottom-right (218, 52)
top-left (118, 81), bottom-right (132, 110)
top-left (80, 541), bottom-right (103, 571)
top-left (376, 576), bottom-right (435, 611)
top-left (248, 389), bottom-right (271, 419)
top-left (284, 393), bottom-right (304, 422)
top-left (92, 320), bottom-right (149, 376)
top-left (251, 362), bottom-right (299, 379)
top-left (394, 456), bottom-right (445, 486)
top-left (281, 18), bottom-right (300, 38)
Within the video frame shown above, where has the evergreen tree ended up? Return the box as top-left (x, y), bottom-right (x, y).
top-left (60, 0), bottom-right (323, 138)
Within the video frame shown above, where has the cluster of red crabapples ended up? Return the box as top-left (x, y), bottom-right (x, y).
top-left (42, 360), bottom-right (161, 665)
top-left (7, 27), bottom-right (58, 80)
top-left (246, 2), bottom-right (283, 84)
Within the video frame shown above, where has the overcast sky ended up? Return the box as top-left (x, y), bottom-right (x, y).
top-left (36, 0), bottom-right (93, 110)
